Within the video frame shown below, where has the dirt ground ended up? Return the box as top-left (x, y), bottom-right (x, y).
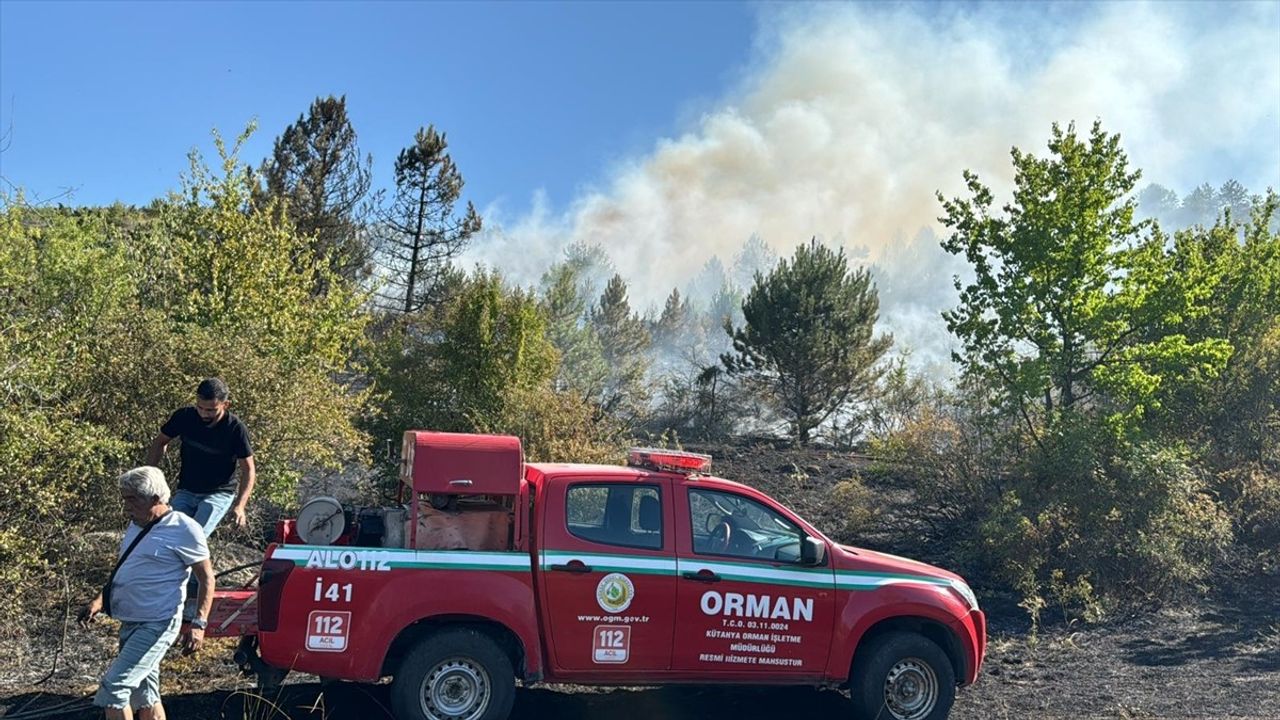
top-left (3, 439), bottom-right (1277, 719)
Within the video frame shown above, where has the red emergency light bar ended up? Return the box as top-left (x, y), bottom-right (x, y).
top-left (627, 447), bottom-right (712, 474)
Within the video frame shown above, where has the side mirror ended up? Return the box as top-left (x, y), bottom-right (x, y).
top-left (800, 536), bottom-right (826, 566)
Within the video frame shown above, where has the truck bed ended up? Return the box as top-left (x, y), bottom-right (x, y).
top-left (208, 588), bottom-right (258, 638)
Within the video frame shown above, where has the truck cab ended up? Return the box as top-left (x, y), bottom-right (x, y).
top-left (225, 431), bottom-right (985, 720)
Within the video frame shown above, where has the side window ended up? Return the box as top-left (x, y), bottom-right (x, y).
top-left (566, 483), bottom-right (663, 550)
top-left (688, 488), bottom-right (804, 563)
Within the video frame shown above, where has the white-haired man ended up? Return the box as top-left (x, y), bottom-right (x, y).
top-left (79, 466), bottom-right (214, 720)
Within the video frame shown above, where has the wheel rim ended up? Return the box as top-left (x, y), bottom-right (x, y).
top-left (883, 657), bottom-right (939, 720)
top-left (419, 657), bottom-right (491, 720)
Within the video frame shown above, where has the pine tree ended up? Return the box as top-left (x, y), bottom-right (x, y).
top-left (542, 261), bottom-right (607, 398)
top-left (724, 239), bottom-right (892, 445)
top-left (260, 95), bottom-right (373, 286)
top-left (590, 274), bottom-right (652, 422)
top-left (376, 126), bottom-right (481, 313)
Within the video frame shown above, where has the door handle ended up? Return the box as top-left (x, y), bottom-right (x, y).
top-left (682, 569), bottom-right (721, 583)
top-left (550, 561), bottom-right (593, 574)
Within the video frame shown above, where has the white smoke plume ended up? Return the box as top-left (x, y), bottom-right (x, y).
top-left (465, 2), bottom-right (1280, 370)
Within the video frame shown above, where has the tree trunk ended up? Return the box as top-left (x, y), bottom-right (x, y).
top-left (403, 183), bottom-right (428, 313)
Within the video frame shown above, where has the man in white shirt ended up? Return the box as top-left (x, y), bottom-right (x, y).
top-left (79, 466), bottom-right (215, 720)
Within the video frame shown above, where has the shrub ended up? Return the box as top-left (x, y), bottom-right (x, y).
top-left (1, 130), bottom-right (371, 624)
top-left (1219, 465), bottom-right (1280, 570)
top-left (879, 390), bottom-right (1233, 619)
top-left (979, 417), bottom-right (1232, 617)
top-left (368, 268), bottom-right (623, 479)
top-left (829, 476), bottom-right (879, 541)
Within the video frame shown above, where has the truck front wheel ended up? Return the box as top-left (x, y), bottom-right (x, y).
top-left (391, 628), bottom-right (516, 720)
top-left (849, 631), bottom-right (955, 720)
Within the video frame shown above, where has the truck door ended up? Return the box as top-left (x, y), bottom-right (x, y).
top-left (673, 484), bottom-right (835, 677)
top-left (539, 477), bottom-right (677, 673)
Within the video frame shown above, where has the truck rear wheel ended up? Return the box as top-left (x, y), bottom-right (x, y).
top-left (391, 628), bottom-right (516, 720)
top-left (850, 631), bottom-right (955, 720)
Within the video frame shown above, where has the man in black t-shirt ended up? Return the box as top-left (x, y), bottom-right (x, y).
top-left (146, 377), bottom-right (256, 538)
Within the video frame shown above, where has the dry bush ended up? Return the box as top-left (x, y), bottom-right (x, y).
top-left (1218, 464), bottom-right (1280, 569)
top-left (828, 476), bottom-right (880, 541)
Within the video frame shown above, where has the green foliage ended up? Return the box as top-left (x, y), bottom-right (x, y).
top-left (911, 122), bottom-right (1274, 619)
top-left (1151, 197), bottom-right (1280, 460)
top-left (493, 384), bottom-right (625, 465)
top-left (938, 121), bottom-right (1232, 437)
top-left (259, 94), bottom-right (374, 285)
top-left (373, 269), bottom-right (554, 437)
top-left (139, 128), bottom-right (371, 505)
top-left (880, 377), bottom-right (1232, 618)
top-left (725, 239), bottom-right (892, 445)
top-left (370, 268), bottom-right (621, 475)
top-left (0, 124), bottom-right (372, 573)
top-left (1004, 420), bottom-right (1231, 607)
top-left (437, 270), bottom-right (559, 428)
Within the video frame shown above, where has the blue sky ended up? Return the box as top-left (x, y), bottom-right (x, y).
top-left (0, 1), bottom-right (754, 210)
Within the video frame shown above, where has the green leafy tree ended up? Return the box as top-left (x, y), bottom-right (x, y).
top-left (372, 269), bottom-right (556, 440)
top-left (0, 199), bottom-right (137, 621)
top-left (938, 121), bottom-right (1231, 441)
top-left (376, 126), bottom-right (481, 313)
top-left (139, 127), bottom-right (372, 504)
top-left (1157, 194), bottom-right (1280, 460)
top-left (0, 127), bottom-right (372, 626)
top-left (724, 239), bottom-right (892, 445)
top-left (437, 270), bottom-right (559, 429)
top-left (370, 268), bottom-right (621, 468)
top-left (259, 95), bottom-right (374, 286)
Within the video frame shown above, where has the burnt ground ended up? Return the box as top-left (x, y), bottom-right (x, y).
top-left (3, 438), bottom-right (1278, 719)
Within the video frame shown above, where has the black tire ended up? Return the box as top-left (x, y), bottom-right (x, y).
top-left (850, 631), bottom-right (956, 720)
top-left (391, 628), bottom-right (516, 720)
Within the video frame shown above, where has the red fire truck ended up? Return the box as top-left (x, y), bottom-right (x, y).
top-left (209, 431), bottom-right (985, 720)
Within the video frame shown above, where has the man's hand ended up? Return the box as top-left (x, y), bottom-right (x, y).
top-left (231, 505), bottom-right (247, 528)
top-left (78, 595), bottom-right (103, 627)
top-left (181, 625), bottom-right (205, 655)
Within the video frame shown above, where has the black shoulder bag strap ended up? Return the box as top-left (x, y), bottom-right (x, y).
top-left (102, 510), bottom-right (173, 617)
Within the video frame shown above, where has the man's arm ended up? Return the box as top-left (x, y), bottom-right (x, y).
top-left (230, 455), bottom-right (256, 527)
top-left (145, 432), bottom-right (173, 467)
top-left (78, 591), bottom-right (104, 626)
top-left (181, 557), bottom-right (215, 655)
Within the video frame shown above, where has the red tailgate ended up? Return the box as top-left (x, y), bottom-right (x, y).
top-left (207, 588), bottom-right (258, 638)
